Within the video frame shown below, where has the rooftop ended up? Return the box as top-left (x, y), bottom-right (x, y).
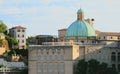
top-left (10, 26), bottom-right (26, 29)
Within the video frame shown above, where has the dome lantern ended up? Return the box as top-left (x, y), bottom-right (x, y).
top-left (77, 8), bottom-right (84, 20)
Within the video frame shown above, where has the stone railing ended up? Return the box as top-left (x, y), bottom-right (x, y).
top-left (41, 42), bottom-right (106, 46)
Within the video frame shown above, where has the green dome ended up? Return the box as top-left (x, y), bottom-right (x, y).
top-left (77, 8), bottom-right (84, 13)
top-left (66, 20), bottom-right (96, 37)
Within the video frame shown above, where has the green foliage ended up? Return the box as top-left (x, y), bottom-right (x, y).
top-left (5, 35), bottom-right (18, 48)
top-left (88, 59), bottom-right (100, 74)
top-left (20, 68), bottom-right (28, 74)
top-left (76, 60), bottom-right (87, 74)
top-left (0, 64), bottom-right (5, 68)
top-left (0, 39), bottom-right (2, 46)
top-left (0, 20), bottom-right (7, 33)
top-left (75, 59), bottom-right (117, 74)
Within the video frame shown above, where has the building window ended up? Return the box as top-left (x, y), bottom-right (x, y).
top-left (118, 52), bottom-right (120, 62)
top-left (111, 52), bottom-right (116, 62)
top-left (44, 56), bottom-right (47, 61)
top-left (22, 45), bottom-right (25, 49)
top-left (60, 49), bottom-right (64, 55)
top-left (22, 35), bottom-right (24, 37)
top-left (38, 49), bottom-right (41, 55)
top-left (81, 41), bottom-right (84, 43)
top-left (38, 56), bottom-right (41, 61)
top-left (22, 40), bottom-right (24, 43)
top-left (43, 63), bottom-right (47, 71)
top-left (54, 49), bottom-right (58, 54)
top-left (18, 35), bottom-right (19, 37)
top-left (55, 55), bottom-right (58, 61)
top-left (54, 63), bottom-right (58, 71)
top-left (118, 37), bottom-right (119, 39)
top-left (118, 64), bottom-right (120, 71)
top-left (104, 36), bottom-right (105, 39)
top-left (60, 63), bottom-right (64, 71)
top-left (22, 30), bottom-right (25, 32)
top-left (99, 51), bottom-right (101, 53)
top-left (111, 36), bottom-right (113, 39)
top-left (99, 37), bottom-right (100, 39)
top-left (49, 49), bottom-right (52, 54)
top-left (49, 56), bottom-right (52, 61)
top-left (43, 49), bottom-right (46, 55)
top-left (52, 49), bottom-right (54, 54)
top-left (48, 63), bottom-right (52, 71)
top-left (38, 63), bottom-right (41, 72)
top-left (60, 56), bottom-right (64, 61)
top-left (17, 29), bottom-right (20, 32)
top-left (112, 64), bottom-right (115, 68)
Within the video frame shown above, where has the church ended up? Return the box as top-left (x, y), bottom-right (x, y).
top-left (29, 8), bottom-right (120, 74)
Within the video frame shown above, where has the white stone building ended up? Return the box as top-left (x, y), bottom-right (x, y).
top-left (9, 26), bottom-right (26, 49)
top-left (29, 8), bottom-right (120, 74)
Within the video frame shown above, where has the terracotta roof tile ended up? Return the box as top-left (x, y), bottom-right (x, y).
top-left (11, 26), bottom-right (26, 29)
top-left (58, 28), bottom-right (67, 31)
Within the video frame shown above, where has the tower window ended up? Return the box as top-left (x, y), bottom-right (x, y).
top-left (18, 35), bottom-right (20, 37)
top-left (22, 40), bottom-right (24, 43)
top-left (22, 35), bottom-right (24, 37)
top-left (22, 30), bottom-right (25, 32)
top-left (17, 30), bottom-right (20, 32)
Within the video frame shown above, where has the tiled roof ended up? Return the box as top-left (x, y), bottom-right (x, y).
top-left (95, 30), bottom-right (120, 36)
top-left (100, 32), bottom-right (120, 36)
top-left (58, 28), bottom-right (67, 31)
top-left (95, 30), bottom-right (101, 35)
top-left (10, 26), bottom-right (26, 29)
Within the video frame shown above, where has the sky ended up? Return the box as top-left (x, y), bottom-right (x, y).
top-left (0, 0), bottom-right (120, 37)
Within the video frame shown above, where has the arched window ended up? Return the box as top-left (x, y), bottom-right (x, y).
top-left (60, 56), bottom-right (64, 61)
top-left (43, 63), bottom-right (47, 71)
top-left (55, 55), bottom-right (58, 61)
top-left (118, 64), bottom-right (120, 71)
top-left (49, 55), bottom-right (52, 61)
top-left (38, 49), bottom-right (41, 56)
top-left (111, 52), bottom-right (116, 62)
top-left (48, 63), bottom-right (53, 71)
top-left (55, 49), bottom-right (58, 54)
top-left (49, 49), bottom-right (52, 54)
top-left (44, 56), bottom-right (47, 61)
top-left (38, 56), bottom-right (41, 61)
top-left (54, 63), bottom-right (58, 71)
top-left (59, 63), bottom-right (64, 71)
top-left (43, 49), bottom-right (46, 55)
top-left (118, 52), bottom-right (120, 62)
top-left (37, 63), bottom-right (41, 72)
top-left (60, 49), bottom-right (64, 55)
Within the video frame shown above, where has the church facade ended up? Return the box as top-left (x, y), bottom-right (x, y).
top-left (29, 8), bottom-right (120, 74)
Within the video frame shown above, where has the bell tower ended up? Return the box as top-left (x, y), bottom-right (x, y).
top-left (77, 8), bottom-right (84, 20)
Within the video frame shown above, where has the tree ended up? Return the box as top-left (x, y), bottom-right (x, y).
top-left (0, 20), bottom-right (7, 33)
top-left (75, 59), bottom-right (118, 74)
top-left (88, 59), bottom-right (100, 74)
top-left (76, 59), bottom-right (87, 74)
top-left (5, 35), bottom-right (18, 49)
